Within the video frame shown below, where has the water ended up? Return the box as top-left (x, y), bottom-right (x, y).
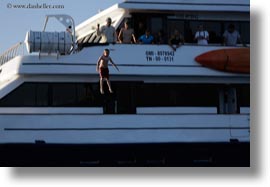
top-left (0, 143), bottom-right (250, 166)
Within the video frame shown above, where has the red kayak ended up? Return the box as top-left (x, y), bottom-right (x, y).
top-left (195, 48), bottom-right (250, 74)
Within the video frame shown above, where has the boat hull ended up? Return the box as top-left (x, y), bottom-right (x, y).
top-left (0, 113), bottom-right (249, 144)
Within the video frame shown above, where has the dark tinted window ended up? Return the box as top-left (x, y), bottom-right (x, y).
top-left (235, 84), bottom-right (250, 107)
top-left (0, 83), bottom-right (47, 107)
top-left (0, 82), bottom-right (249, 109)
top-left (136, 84), bottom-right (220, 107)
top-left (52, 84), bottom-right (77, 106)
top-left (0, 83), bottom-right (101, 107)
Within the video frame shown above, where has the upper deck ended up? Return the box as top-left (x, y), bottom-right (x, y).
top-left (76, 0), bottom-right (250, 43)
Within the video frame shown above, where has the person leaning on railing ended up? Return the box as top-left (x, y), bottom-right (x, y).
top-left (169, 29), bottom-right (185, 51)
top-left (223, 23), bottom-right (246, 47)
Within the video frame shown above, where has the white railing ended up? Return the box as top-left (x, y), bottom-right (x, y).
top-left (0, 107), bottom-right (103, 114)
top-left (0, 42), bottom-right (25, 67)
top-left (136, 107), bottom-right (217, 114)
top-left (240, 107), bottom-right (250, 114)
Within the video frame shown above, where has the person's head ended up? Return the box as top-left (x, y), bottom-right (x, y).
top-left (103, 49), bottom-right (110, 56)
top-left (124, 21), bottom-right (129, 29)
top-left (198, 24), bottom-right (204, 31)
top-left (228, 24), bottom-right (235, 33)
top-left (174, 29), bottom-right (180, 36)
top-left (106, 17), bottom-right (112, 26)
top-left (158, 30), bottom-right (164, 36)
top-left (145, 29), bottom-right (151, 36)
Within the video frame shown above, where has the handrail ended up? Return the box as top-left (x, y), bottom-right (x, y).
top-left (0, 42), bottom-right (25, 67)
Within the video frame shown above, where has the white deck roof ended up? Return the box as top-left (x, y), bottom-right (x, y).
top-left (119, 0), bottom-right (250, 12)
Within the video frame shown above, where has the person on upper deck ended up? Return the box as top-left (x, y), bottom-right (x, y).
top-left (96, 17), bottom-right (117, 44)
top-left (169, 29), bottom-right (185, 51)
top-left (136, 21), bottom-right (146, 42)
top-left (155, 30), bottom-right (167, 44)
top-left (194, 24), bottom-right (209, 45)
top-left (223, 23), bottom-right (246, 47)
top-left (138, 29), bottom-right (154, 44)
top-left (118, 21), bottom-right (137, 44)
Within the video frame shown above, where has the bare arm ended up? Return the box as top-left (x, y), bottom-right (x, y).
top-left (194, 32), bottom-right (198, 41)
top-left (96, 24), bottom-right (102, 36)
top-left (131, 29), bottom-right (136, 43)
top-left (118, 28), bottom-right (123, 43)
top-left (205, 31), bottom-right (209, 41)
top-left (110, 58), bottom-right (119, 71)
top-left (113, 28), bottom-right (117, 43)
top-left (96, 57), bottom-right (101, 72)
top-left (132, 34), bottom-right (137, 44)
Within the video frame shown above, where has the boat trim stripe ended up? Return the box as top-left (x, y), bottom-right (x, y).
top-left (124, 1), bottom-right (249, 7)
top-left (22, 62), bottom-right (199, 68)
top-left (4, 127), bottom-right (248, 131)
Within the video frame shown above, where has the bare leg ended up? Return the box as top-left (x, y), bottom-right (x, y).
top-left (100, 78), bottom-right (104, 94)
top-left (106, 79), bottom-right (113, 93)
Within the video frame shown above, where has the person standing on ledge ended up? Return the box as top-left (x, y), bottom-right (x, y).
top-left (96, 49), bottom-right (119, 94)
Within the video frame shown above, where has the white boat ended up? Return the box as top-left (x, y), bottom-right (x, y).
top-left (0, 0), bottom-right (250, 164)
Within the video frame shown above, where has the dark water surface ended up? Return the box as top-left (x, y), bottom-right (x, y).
top-left (0, 143), bottom-right (249, 167)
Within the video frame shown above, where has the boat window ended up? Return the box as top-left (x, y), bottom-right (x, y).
top-left (50, 83), bottom-right (102, 107)
top-left (151, 17), bottom-right (164, 35)
top-left (167, 19), bottom-right (185, 41)
top-left (235, 84), bottom-right (250, 107)
top-left (133, 13), bottom-right (149, 39)
top-left (168, 20), bottom-right (184, 35)
top-left (0, 83), bottom-right (249, 113)
top-left (0, 83), bottom-right (48, 107)
top-left (112, 82), bottom-right (138, 114)
top-left (0, 83), bottom-right (102, 107)
top-left (240, 22), bottom-right (250, 44)
top-left (36, 84), bottom-right (50, 106)
top-left (51, 83), bottom-right (77, 106)
top-left (136, 84), bottom-right (220, 107)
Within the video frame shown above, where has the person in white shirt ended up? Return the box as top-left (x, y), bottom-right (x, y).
top-left (96, 17), bottom-right (117, 43)
top-left (223, 24), bottom-right (245, 46)
top-left (194, 24), bottom-right (209, 45)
